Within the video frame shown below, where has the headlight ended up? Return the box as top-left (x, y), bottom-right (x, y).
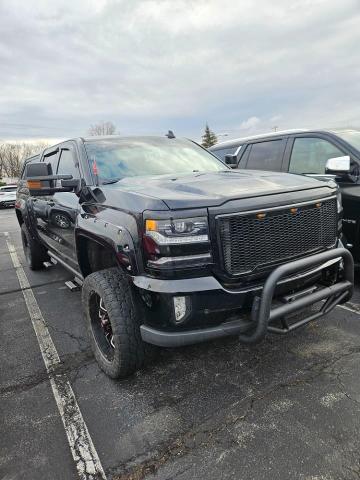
top-left (145, 217), bottom-right (209, 245)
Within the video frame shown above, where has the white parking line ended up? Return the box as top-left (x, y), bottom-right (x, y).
top-left (337, 303), bottom-right (360, 315)
top-left (4, 232), bottom-right (106, 480)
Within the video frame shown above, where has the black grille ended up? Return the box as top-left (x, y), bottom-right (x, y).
top-left (218, 197), bottom-right (338, 276)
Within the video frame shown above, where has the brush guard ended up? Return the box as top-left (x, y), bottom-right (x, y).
top-left (239, 247), bottom-right (354, 344)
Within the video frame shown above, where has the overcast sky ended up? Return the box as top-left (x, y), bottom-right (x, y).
top-left (0, 0), bottom-right (359, 143)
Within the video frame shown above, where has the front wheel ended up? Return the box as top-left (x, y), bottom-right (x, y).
top-left (82, 267), bottom-right (147, 378)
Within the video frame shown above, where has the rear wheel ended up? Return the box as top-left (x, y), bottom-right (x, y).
top-left (82, 267), bottom-right (147, 378)
top-left (21, 223), bottom-right (49, 270)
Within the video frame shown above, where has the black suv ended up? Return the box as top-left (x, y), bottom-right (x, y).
top-left (210, 129), bottom-right (360, 264)
top-left (16, 136), bottom-right (353, 378)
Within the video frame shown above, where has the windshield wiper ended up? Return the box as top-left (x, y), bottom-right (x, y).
top-left (101, 177), bottom-right (122, 185)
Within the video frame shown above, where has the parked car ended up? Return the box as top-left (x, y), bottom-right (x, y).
top-left (0, 184), bottom-right (17, 208)
top-left (16, 135), bottom-right (353, 378)
top-left (210, 129), bottom-right (360, 265)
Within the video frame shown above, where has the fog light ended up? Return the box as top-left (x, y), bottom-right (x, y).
top-left (173, 296), bottom-right (188, 323)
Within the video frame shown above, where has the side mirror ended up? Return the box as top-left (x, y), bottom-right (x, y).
top-left (224, 154), bottom-right (238, 169)
top-left (27, 162), bottom-right (49, 178)
top-left (325, 155), bottom-right (350, 175)
top-left (61, 179), bottom-right (81, 189)
top-left (26, 162), bottom-right (73, 196)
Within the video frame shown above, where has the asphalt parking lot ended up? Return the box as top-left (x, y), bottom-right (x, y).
top-left (1, 208), bottom-right (360, 480)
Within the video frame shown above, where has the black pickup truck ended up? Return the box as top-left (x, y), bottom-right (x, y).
top-left (16, 136), bottom-right (354, 378)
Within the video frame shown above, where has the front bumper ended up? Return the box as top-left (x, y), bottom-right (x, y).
top-left (137, 248), bottom-right (354, 347)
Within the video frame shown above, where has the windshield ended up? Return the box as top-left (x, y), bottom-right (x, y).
top-left (84, 137), bottom-right (226, 183)
top-left (336, 130), bottom-right (360, 151)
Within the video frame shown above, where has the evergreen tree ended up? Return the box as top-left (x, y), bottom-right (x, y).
top-left (201, 123), bottom-right (218, 148)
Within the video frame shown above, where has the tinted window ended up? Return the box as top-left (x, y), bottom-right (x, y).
top-left (246, 140), bottom-right (283, 171)
top-left (212, 146), bottom-right (239, 161)
top-left (43, 151), bottom-right (59, 175)
top-left (0, 186), bottom-right (17, 192)
top-left (289, 137), bottom-right (344, 174)
top-left (57, 149), bottom-right (79, 179)
top-left (84, 138), bottom-right (226, 182)
top-left (22, 155), bottom-right (40, 179)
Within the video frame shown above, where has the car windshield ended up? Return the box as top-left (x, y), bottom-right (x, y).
top-left (84, 137), bottom-right (226, 183)
top-left (336, 130), bottom-right (360, 151)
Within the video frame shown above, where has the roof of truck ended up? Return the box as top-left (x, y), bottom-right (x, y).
top-left (210, 130), bottom-right (309, 149)
top-left (210, 128), bottom-right (360, 150)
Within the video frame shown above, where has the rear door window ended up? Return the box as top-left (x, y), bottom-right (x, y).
top-left (289, 137), bottom-right (345, 174)
top-left (21, 155), bottom-right (40, 179)
top-left (246, 140), bottom-right (284, 171)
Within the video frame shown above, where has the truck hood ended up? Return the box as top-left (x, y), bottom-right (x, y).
top-left (105, 170), bottom-right (336, 210)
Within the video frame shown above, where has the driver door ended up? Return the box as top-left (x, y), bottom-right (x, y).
top-left (44, 143), bottom-right (81, 268)
top-left (32, 148), bottom-right (59, 251)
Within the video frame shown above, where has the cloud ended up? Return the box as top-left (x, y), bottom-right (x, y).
top-left (0, 0), bottom-right (359, 141)
top-left (269, 115), bottom-right (282, 124)
top-left (239, 117), bottom-right (261, 131)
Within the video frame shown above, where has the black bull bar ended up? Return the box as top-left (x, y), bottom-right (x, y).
top-left (139, 248), bottom-right (354, 348)
top-left (239, 247), bottom-right (354, 344)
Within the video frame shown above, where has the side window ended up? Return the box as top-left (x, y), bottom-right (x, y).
top-left (21, 164), bottom-right (28, 179)
top-left (212, 146), bottom-right (240, 161)
top-left (22, 156), bottom-right (40, 178)
top-left (246, 140), bottom-right (284, 171)
top-left (57, 149), bottom-right (79, 179)
top-left (43, 151), bottom-right (59, 175)
top-left (289, 137), bottom-right (344, 174)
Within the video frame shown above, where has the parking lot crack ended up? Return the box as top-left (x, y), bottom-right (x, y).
top-left (110, 344), bottom-right (360, 480)
top-left (0, 278), bottom-right (71, 297)
top-left (46, 323), bottom-right (89, 351)
top-left (329, 354), bottom-right (360, 408)
top-left (0, 350), bottom-right (95, 397)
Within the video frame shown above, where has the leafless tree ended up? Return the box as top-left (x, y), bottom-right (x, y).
top-left (88, 121), bottom-right (117, 136)
top-left (0, 141), bottom-right (49, 179)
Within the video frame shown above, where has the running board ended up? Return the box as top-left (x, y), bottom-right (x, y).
top-left (43, 257), bottom-right (57, 268)
top-left (46, 250), bottom-right (84, 279)
top-left (65, 279), bottom-right (82, 292)
top-left (65, 276), bottom-right (83, 291)
top-left (65, 280), bottom-right (79, 291)
top-left (46, 251), bottom-right (84, 292)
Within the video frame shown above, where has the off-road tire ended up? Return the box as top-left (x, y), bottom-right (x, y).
top-left (21, 223), bottom-right (49, 270)
top-left (82, 267), bottom-right (147, 378)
